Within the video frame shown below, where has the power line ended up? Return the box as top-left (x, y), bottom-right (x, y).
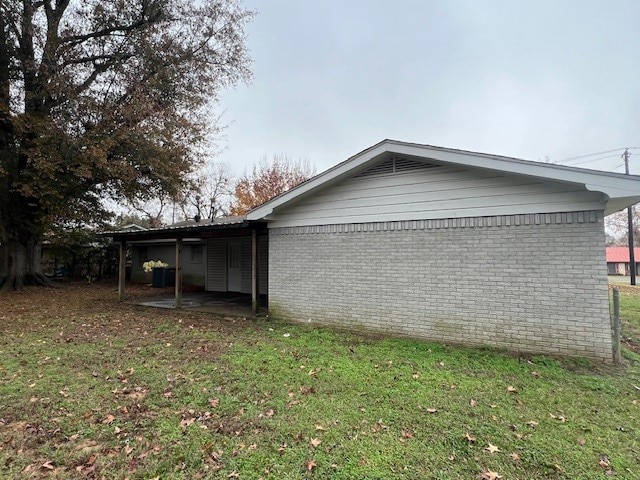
top-left (563, 154), bottom-right (625, 166)
top-left (556, 146), bottom-right (640, 164)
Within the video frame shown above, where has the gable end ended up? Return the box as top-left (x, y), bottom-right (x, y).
top-left (355, 157), bottom-right (439, 178)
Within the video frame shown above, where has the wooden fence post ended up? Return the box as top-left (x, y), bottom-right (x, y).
top-left (612, 288), bottom-right (621, 365)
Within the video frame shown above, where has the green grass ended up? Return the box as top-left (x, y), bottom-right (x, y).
top-left (1, 284), bottom-right (639, 479)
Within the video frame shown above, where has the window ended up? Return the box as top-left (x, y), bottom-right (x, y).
top-left (191, 245), bottom-right (204, 263)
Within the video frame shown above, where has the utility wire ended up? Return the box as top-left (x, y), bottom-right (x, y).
top-left (563, 154), bottom-right (624, 166)
top-left (556, 146), bottom-right (640, 164)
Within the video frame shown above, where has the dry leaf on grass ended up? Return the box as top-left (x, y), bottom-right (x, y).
top-left (485, 443), bottom-right (500, 454)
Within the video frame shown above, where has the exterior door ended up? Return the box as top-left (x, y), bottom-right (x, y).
top-left (227, 242), bottom-right (242, 292)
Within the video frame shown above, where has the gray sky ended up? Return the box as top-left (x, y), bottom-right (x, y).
top-left (218, 0), bottom-right (640, 176)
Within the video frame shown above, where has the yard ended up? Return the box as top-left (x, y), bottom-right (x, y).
top-left (0, 284), bottom-right (639, 479)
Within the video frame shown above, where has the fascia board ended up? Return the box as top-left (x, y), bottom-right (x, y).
top-left (247, 140), bottom-right (640, 220)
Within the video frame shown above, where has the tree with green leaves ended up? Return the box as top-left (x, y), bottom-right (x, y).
top-left (0, 0), bottom-right (253, 289)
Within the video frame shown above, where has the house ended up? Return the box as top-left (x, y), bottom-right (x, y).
top-left (605, 246), bottom-right (640, 275)
top-left (106, 140), bottom-right (640, 361)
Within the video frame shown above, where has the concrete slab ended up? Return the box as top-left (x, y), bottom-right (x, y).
top-left (133, 292), bottom-right (266, 317)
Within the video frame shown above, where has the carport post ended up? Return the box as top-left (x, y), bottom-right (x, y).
top-left (175, 237), bottom-right (183, 309)
top-left (118, 241), bottom-right (126, 302)
top-left (251, 228), bottom-right (259, 314)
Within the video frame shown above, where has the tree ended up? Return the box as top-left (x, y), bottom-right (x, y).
top-left (606, 205), bottom-right (640, 246)
top-left (230, 155), bottom-right (314, 215)
top-left (179, 160), bottom-right (233, 220)
top-left (0, 0), bottom-right (253, 289)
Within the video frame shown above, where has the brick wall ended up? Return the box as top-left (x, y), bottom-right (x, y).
top-left (268, 211), bottom-right (612, 361)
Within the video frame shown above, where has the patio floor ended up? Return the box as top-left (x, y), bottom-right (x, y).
top-left (133, 291), bottom-right (267, 317)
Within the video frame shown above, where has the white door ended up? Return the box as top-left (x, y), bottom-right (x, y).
top-left (227, 242), bottom-right (242, 292)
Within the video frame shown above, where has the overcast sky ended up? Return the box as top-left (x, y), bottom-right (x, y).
top-left (217, 0), bottom-right (640, 176)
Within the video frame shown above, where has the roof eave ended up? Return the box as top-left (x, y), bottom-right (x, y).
top-left (247, 140), bottom-right (640, 220)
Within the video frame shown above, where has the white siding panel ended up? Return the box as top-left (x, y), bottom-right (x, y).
top-left (205, 239), bottom-right (226, 291)
top-left (269, 165), bottom-right (606, 228)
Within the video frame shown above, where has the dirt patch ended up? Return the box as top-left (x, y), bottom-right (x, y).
top-left (608, 283), bottom-right (640, 295)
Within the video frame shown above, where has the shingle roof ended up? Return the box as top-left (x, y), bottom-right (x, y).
top-left (606, 246), bottom-right (640, 262)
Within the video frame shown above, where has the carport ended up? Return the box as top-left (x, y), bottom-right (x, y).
top-left (103, 217), bottom-right (268, 314)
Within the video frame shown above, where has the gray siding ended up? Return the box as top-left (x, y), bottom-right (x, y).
top-left (270, 164), bottom-right (605, 227)
top-left (205, 236), bottom-right (267, 294)
top-left (259, 234), bottom-right (268, 295)
top-left (206, 239), bottom-right (227, 291)
top-left (241, 238), bottom-right (251, 294)
top-left (268, 211), bottom-right (613, 361)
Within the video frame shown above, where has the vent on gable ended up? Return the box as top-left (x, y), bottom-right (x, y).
top-left (355, 156), bottom-right (439, 178)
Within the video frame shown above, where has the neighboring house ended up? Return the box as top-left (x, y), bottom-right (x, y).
top-left (107, 140), bottom-right (640, 362)
top-left (605, 246), bottom-right (640, 275)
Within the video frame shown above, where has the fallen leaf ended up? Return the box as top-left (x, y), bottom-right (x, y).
top-left (306, 459), bottom-right (317, 471)
top-left (531, 371), bottom-right (540, 378)
top-left (209, 398), bottom-right (220, 408)
top-left (426, 408), bottom-right (438, 413)
top-left (227, 471), bottom-right (239, 478)
top-left (103, 414), bottom-right (116, 425)
top-left (180, 418), bottom-right (195, 429)
top-left (485, 443), bottom-right (500, 454)
top-left (315, 424), bottom-right (326, 431)
top-left (480, 471), bottom-right (503, 480)
top-left (401, 430), bottom-right (414, 439)
top-left (549, 413), bottom-right (567, 422)
top-left (464, 432), bottom-right (476, 444)
top-left (41, 461), bottom-right (55, 470)
top-left (507, 385), bottom-right (517, 393)
top-left (469, 399), bottom-right (478, 407)
top-left (309, 438), bottom-right (322, 448)
top-left (526, 420), bottom-right (538, 428)
top-left (509, 452), bottom-right (520, 461)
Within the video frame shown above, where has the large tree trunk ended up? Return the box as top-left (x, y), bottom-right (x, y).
top-left (1, 237), bottom-right (53, 291)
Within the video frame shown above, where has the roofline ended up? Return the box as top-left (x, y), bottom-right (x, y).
top-left (247, 139), bottom-right (640, 220)
top-left (100, 219), bottom-right (266, 241)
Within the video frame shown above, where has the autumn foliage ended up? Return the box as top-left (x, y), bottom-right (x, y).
top-left (0, 0), bottom-right (253, 289)
top-left (229, 155), bottom-right (314, 215)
